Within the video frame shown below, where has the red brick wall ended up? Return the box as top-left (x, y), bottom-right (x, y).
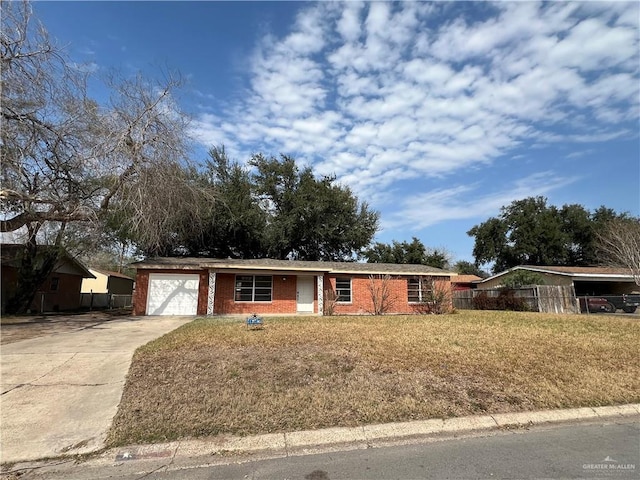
top-left (132, 271), bottom-right (148, 315)
top-left (196, 271), bottom-right (209, 315)
top-left (214, 273), bottom-right (312, 315)
top-left (132, 268), bottom-right (452, 316)
top-left (133, 269), bottom-right (208, 316)
top-left (325, 274), bottom-right (452, 315)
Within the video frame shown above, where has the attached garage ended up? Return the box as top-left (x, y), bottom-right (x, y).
top-left (146, 273), bottom-right (200, 316)
top-left (133, 258), bottom-right (455, 317)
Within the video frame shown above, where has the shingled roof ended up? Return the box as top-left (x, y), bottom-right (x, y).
top-left (133, 257), bottom-right (455, 277)
top-left (1, 244), bottom-right (94, 278)
top-left (89, 268), bottom-right (134, 281)
top-left (479, 265), bottom-right (635, 283)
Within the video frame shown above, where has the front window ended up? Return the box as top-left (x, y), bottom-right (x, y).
top-left (408, 277), bottom-right (432, 303)
top-left (235, 275), bottom-right (272, 302)
top-left (50, 277), bottom-right (60, 292)
top-left (335, 277), bottom-right (352, 303)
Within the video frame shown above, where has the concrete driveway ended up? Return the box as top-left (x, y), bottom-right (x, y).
top-left (1, 315), bottom-right (193, 464)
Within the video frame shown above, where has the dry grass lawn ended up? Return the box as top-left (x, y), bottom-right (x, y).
top-left (108, 311), bottom-right (640, 446)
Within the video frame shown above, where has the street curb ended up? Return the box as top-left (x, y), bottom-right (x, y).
top-left (101, 404), bottom-right (640, 461)
top-left (3, 404), bottom-right (639, 477)
top-left (130, 404), bottom-right (640, 460)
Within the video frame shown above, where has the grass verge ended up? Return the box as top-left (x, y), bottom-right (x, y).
top-left (108, 311), bottom-right (640, 446)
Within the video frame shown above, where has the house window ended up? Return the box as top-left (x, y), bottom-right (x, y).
top-left (408, 277), bottom-right (432, 303)
top-left (50, 277), bottom-right (60, 292)
top-left (235, 275), bottom-right (272, 302)
top-left (335, 277), bottom-right (352, 303)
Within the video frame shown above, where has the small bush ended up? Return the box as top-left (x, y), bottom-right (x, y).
top-left (473, 290), bottom-right (530, 311)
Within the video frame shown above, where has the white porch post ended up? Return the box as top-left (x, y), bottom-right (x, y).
top-left (317, 274), bottom-right (324, 316)
top-left (207, 270), bottom-right (216, 316)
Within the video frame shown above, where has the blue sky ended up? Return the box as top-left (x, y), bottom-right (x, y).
top-left (33, 1), bottom-right (640, 263)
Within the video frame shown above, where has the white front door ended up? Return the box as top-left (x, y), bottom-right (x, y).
top-left (296, 276), bottom-right (314, 313)
top-left (147, 273), bottom-right (199, 315)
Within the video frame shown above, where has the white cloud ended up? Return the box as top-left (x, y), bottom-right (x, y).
top-left (190, 1), bottom-right (639, 227)
top-left (383, 172), bottom-right (580, 232)
top-left (336, 1), bottom-right (362, 43)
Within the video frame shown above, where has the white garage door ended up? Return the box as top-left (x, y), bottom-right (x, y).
top-left (147, 273), bottom-right (200, 315)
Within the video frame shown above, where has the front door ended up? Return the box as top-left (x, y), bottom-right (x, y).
top-left (296, 276), bottom-right (314, 313)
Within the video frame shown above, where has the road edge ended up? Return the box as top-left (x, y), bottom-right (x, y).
top-left (3, 404), bottom-right (639, 478)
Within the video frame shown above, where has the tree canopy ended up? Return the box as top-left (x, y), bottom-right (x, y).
top-left (453, 260), bottom-right (487, 278)
top-left (467, 197), bottom-right (631, 273)
top-left (363, 237), bottom-right (451, 269)
top-left (501, 270), bottom-right (546, 289)
top-left (172, 148), bottom-right (379, 261)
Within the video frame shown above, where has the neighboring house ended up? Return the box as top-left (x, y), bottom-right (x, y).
top-left (477, 265), bottom-right (638, 295)
top-left (1, 244), bottom-right (95, 313)
top-left (81, 268), bottom-right (134, 295)
top-left (451, 274), bottom-right (482, 291)
top-left (132, 257), bottom-right (455, 316)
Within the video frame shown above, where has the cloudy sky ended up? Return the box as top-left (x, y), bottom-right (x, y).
top-left (33, 1), bottom-right (639, 262)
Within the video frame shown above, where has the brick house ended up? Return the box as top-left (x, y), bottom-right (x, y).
top-left (132, 258), bottom-right (455, 316)
top-left (451, 274), bottom-right (482, 291)
top-left (1, 244), bottom-right (95, 313)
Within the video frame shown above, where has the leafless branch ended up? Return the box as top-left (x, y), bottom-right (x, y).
top-left (596, 218), bottom-right (640, 287)
top-left (367, 274), bottom-right (395, 315)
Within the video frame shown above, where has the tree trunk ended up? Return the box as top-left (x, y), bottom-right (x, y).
top-left (4, 243), bottom-right (62, 315)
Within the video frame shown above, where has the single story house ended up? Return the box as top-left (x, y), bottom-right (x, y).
top-left (477, 265), bottom-right (638, 295)
top-left (1, 244), bottom-right (95, 313)
top-left (451, 274), bottom-right (482, 291)
top-left (132, 258), bottom-right (455, 316)
top-left (81, 268), bottom-right (134, 295)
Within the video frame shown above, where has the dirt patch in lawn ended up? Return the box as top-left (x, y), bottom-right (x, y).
top-left (108, 311), bottom-right (640, 446)
top-left (0, 309), bottom-right (132, 344)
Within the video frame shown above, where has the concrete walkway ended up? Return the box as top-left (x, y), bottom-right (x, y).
top-left (1, 315), bottom-right (193, 464)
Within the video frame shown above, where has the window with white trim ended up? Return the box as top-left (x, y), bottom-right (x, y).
top-left (407, 277), bottom-right (432, 303)
top-left (235, 275), bottom-right (272, 302)
top-left (335, 277), bottom-right (352, 303)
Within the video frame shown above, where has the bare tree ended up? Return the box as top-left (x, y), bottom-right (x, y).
top-left (597, 218), bottom-right (640, 288)
top-left (1, 0), bottom-right (96, 241)
top-left (367, 274), bottom-right (395, 315)
top-left (323, 288), bottom-right (339, 316)
top-left (1, 1), bottom-right (212, 312)
top-left (413, 277), bottom-right (453, 314)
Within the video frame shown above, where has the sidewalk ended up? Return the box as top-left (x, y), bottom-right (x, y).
top-left (3, 404), bottom-right (638, 479)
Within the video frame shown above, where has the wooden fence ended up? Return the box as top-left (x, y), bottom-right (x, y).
top-left (453, 285), bottom-right (579, 314)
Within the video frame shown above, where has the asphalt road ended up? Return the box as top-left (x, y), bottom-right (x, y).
top-left (20, 418), bottom-right (639, 480)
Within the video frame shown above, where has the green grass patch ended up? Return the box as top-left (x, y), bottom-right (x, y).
top-left (107, 311), bottom-right (640, 446)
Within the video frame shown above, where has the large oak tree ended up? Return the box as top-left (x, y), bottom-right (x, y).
top-left (467, 197), bottom-right (631, 273)
top-left (176, 148), bottom-right (379, 261)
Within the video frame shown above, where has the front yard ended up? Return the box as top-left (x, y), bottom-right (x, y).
top-left (108, 311), bottom-right (640, 446)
